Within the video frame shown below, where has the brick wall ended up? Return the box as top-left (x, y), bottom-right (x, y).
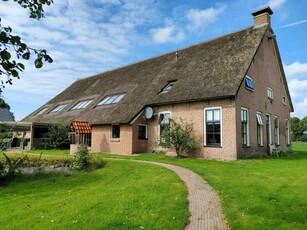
top-left (236, 29), bottom-right (292, 157)
top-left (146, 99), bottom-right (238, 160)
top-left (91, 124), bottom-right (133, 154)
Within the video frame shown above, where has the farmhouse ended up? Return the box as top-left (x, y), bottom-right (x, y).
top-left (21, 7), bottom-right (293, 160)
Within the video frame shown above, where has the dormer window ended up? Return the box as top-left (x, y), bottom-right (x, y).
top-left (267, 87), bottom-right (273, 100)
top-left (50, 104), bottom-right (66, 113)
top-left (36, 107), bottom-right (48, 115)
top-left (159, 81), bottom-right (176, 94)
top-left (71, 100), bottom-right (92, 110)
top-left (97, 93), bottom-right (125, 106)
top-left (245, 76), bottom-right (254, 91)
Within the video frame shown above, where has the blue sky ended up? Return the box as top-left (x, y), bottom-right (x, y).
top-left (0, 0), bottom-right (306, 120)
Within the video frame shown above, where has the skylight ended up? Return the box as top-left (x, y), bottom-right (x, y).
top-left (71, 100), bottom-right (92, 110)
top-left (97, 94), bottom-right (125, 106)
top-left (245, 76), bottom-right (254, 91)
top-left (36, 107), bottom-right (48, 115)
top-left (50, 104), bottom-right (66, 113)
top-left (159, 81), bottom-right (176, 94)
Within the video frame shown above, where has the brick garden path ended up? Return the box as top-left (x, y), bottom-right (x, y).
top-left (112, 159), bottom-right (229, 230)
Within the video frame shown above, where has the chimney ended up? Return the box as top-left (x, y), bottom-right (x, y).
top-left (251, 6), bottom-right (273, 27)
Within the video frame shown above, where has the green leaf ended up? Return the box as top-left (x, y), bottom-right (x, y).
top-left (35, 58), bottom-right (43, 68)
top-left (11, 35), bottom-right (21, 45)
top-left (1, 50), bottom-right (11, 60)
top-left (22, 52), bottom-right (30, 60)
top-left (17, 63), bottom-right (25, 70)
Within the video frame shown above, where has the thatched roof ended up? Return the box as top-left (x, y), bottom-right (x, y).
top-left (22, 26), bottom-right (269, 125)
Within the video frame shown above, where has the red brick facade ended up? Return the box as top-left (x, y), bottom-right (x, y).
top-left (90, 28), bottom-right (292, 160)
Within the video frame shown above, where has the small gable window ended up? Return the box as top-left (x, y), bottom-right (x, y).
top-left (282, 96), bottom-right (287, 105)
top-left (97, 94), bottom-right (125, 106)
top-left (50, 104), bottom-right (66, 113)
top-left (71, 100), bottom-right (92, 110)
top-left (159, 81), bottom-right (176, 94)
top-left (245, 76), bottom-right (254, 91)
top-left (36, 107), bottom-right (48, 115)
top-left (267, 87), bottom-right (273, 100)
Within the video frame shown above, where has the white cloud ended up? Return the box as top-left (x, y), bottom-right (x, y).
top-left (288, 79), bottom-right (307, 99)
top-left (150, 25), bottom-right (185, 44)
top-left (292, 98), bottom-right (307, 118)
top-left (284, 62), bottom-right (307, 77)
top-left (268, 0), bottom-right (287, 9)
top-left (186, 5), bottom-right (225, 31)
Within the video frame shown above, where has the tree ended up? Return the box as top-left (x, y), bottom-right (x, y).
top-left (161, 118), bottom-right (200, 157)
top-left (0, 98), bottom-right (10, 109)
top-left (0, 0), bottom-right (53, 89)
top-left (44, 123), bottom-right (69, 149)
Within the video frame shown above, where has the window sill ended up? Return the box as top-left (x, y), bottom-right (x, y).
top-left (258, 145), bottom-right (264, 147)
top-left (242, 145), bottom-right (250, 148)
top-left (245, 87), bottom-right (254, 92)
top-left (204, 145), bottom-right (222, 148)
top-left (111, 139), bottom-right (120, 142)
top-left (138, 138), bottom-right (148, 140)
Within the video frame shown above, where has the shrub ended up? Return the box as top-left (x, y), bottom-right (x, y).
top-left (72, 145), bottom-right (91, 171)
top-left (161, 118), bottom-right (200, 157)
top-left (44, 123), bottom-right (69, 149)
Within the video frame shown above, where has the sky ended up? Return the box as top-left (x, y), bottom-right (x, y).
top-left (0, 0), bottom-right (306, 120)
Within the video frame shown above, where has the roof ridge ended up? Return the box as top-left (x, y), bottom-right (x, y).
top-left (76, 25), bottom-right (257, 82)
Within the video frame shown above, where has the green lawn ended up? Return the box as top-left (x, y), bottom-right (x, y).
top-left (0, 160), bottom-right (188, 229)
top-left (2, 142), bottom-right (306, 229)
top-left (96, 143), bottom-right (307, 229)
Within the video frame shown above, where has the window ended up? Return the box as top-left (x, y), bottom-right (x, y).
top-left (138, 125), bottom-right (147, 139)
top-left (97, 94), bottom-right (125, 106)
top-left (36, 107), bottom-right (48, 115)
top-left (285, 119), bottom-right (290, 145)
top-left (50, 104), bottom-right (66, 113)
top-left (159, 81), bottom-right (176, 94)
top-left (256, 112), bottom-right (263, 146)
top-left (241, 108), bottom-right (249, 147)
top-left (71, 100), bottom-right (92, 110)
top-left (245, 76), bottom-right (254, 91)
top-left (282, 96), bottom-right (287, 105)
top-left (266, 114), bottom-right (272, 145)
top-left (205, 108), bottom-right (221, 146)
top-left (267, 87), bottom-right (273, 100)
top-left (112, 125), bottom-right (120, 139)
top-left (158, 112), bottom-right (171, 145)
top-left (274, 116), bottom-right (280, 145)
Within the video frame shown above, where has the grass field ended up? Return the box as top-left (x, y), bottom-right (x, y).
top-left (0, 160), bottom-right (188, 229)
top-left (1, 142), bottom-right (306, 229)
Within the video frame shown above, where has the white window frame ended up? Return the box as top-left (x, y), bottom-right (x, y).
top-left (266, 114), bottom-right (272, 145)
top-left (138, 124), bottom-right (148, 140)
top-left (274, 116), bottom-right (280, 145)
top-left (285, 119), bottom-right (290, 145)
top-left (97, 94), bottom-right (125, 106)
top-left (158, 111), bottom-right (171, 144)
top-left (71, 100), bottom-right (92, 110)
top-left (50, 104), bottom-right (66, 113)
top-left (204, 107), bottom-right (222, 147)
top-left (256, 112), bottom-right (263, 146)
top-left (282, 96), bottom-right (287, 105)
top-left (241, 107), bottom-right (250, 147)
top-left (267, 87), bottom-right (273, 100)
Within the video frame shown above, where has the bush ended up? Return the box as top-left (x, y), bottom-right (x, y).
top-left (299, 134), bottom-right (307, 142)
top-left (44, 123), bottom-right (70, 149)
top-left (72, 145), bottom-right (91, 171)
top-left (161, 118), bottom-right (200, 157)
